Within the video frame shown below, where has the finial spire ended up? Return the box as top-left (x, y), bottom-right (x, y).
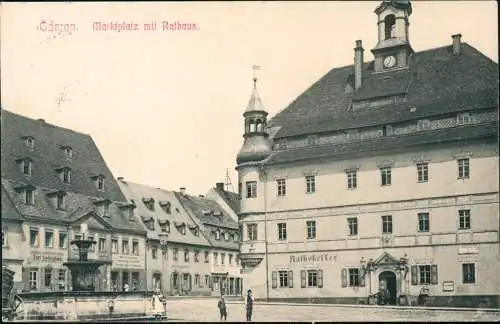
top-left (252, 65), bottom-right (261, 89)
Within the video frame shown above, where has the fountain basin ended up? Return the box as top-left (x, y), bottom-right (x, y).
top-left (12, 290), bottom-right (167, 321)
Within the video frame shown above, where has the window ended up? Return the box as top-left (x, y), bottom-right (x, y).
top-left (152, 247), bottom-right (158, 259)
top-left (44, 268), bottom-right (52, 287)
top-left (302, 270), bottom-right (322, 288)
top-left (213, 252), bottom-right (218, 264)
top-left (247, 224), bottom-right (258, 241)
top-left (417, 163), bottom-right (429, 183)
top-left (184, 249), bottom-right (189, 262)
top-left (97, 175), bottom-right (105, 191)
top-left (56, 193), bottom-right (65, 210)
top-left (384, 14), bottom-right (396, 39)
top-left (25, 137), bottom-right (35, 149)
top-left (194, 250), bottom-right (200, 263)
top-left (132, 240), bottom-right (139, 256)
top-left (418, 213), bottom-right (429, 232)
top-left (160, 222), bottom-right (170, 233)
top-left (128, 208), bottom-right (135, 221)
top-left (58, 269), bottom-right (66, 289)
top-left (63, 168), bottom-right (71, 184)
top-left (103, 202), bottom-right (110, 217)
top-left (1, 230), bottom-right (6, 247)
top-left (347, 217), bottom-right (358, 235)
top-left (382, 215), bottom-right (393, 234)
top-left (122, 239), bottom-right (129, 254)
top-left (459, 209), bottom-right (471, 230)
top-left (462, 263), bottom-right (475, 284)
top-left (274, 139), bottom-right (287, 150)
top-left (347, 171), bottom-right (357, 189)
top-left (246, 181), bottom-right (257, 198)
top-left (348, 268), bottom-right (361, 287)
top-left (277, 223), bottom-right (287, 241)
top-left (458, 158), bottom-right (470, 179)
top-left (457, 112), bottom-right (472, 125)
top-left (64, 147), bottom-right (73, 159)
top-left (29, 270), bottom-right (38, 290)
top-left (45, 230), bottom-right (54, 248)
top-left (238, 182), bottom-right (242, 200)
top-left (87, 235), bottom-right (95, 251)
top-left (111, 239), bottom-right (118, 254)
top-left (306, 220), bottom-right (316, 239)
top-left (380, 167), bottom-right (391, 186)
top-left (195, 274), bottom-right (200, 287)
top-left (276, 179), bottom-right (286, 197)
top-left (305, 175), bottom-right (316, 193)
top-left (58, 232), bottom-right (67, 248)
top-left (279, 271), bottom-right (289, 287)
top-left (30, 228), bottom-right (39, 247)
top-left (221, 253), bottom-right (225, 265)
top-left (215, 230), bottom-right (220, 240)
top-left (25, 189), bottom-right (34, 205)
top-left (204, 251), bottom-right (209, 263)
top-left (23, 159), bottom-right (32, 176)
top-left (205, 275), bottom-right (210, 287)
top-left (307, 135), bottom-right (318, 145)
top-left (419, 265), bottom-right (431, 284)
top-left (98, 238), bottom-right (106, 252)
top-left (228, 254), bottom-right (233, 265)
top-left (173, 248), bottom-right (179, 261)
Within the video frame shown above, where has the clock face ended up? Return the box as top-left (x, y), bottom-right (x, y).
top-left (384, 55), bottom-right (396, 68)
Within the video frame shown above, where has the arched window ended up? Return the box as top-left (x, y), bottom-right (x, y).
top-left (249, 119), bottom-right (256, 132)
top-left (384, 14), bottom-right (396, 39)
top-left (255, 119), bottom-right (263, 132)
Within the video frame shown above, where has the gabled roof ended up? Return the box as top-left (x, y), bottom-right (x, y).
top-left (116, 180), bottom-right (211, 247)
top-left (1, 178), bottom-right (145, 233)
top-left (268, 43), bottom-right (498, 139)
top-left (1, 110), bottom-right (126, 202)
top-left (213, 187), bottom-right (240, 214)
top-left (175, 192), bottom-right (239, 250)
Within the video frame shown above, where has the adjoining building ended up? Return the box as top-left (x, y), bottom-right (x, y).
top-left (1, 109), bottom-right (147, 293)
top-left (236, 1), bottom-right (499, 308)
top-left (176, 187), bottom-right (242, 296)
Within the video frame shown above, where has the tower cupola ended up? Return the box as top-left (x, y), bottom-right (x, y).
top-left (236, 67), bottom-right (273, 165)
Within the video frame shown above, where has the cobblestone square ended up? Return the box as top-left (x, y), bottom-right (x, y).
top-left (165, 299), bottom-right (500, 322)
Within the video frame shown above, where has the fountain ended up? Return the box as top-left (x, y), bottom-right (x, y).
top-left (3, 223), bottom-right (168, 322)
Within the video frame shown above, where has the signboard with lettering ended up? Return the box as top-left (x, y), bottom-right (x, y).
top-left (289, 253), bottom-right (337, 264)
top-left (443, 281), bottom-right (454, 292)
top-left (30, 251), bottom-right (65, 263)
top-left (112, 255), bottom-right (144, 269)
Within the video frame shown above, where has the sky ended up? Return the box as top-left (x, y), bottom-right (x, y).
top-left (1, 1), bottom-right (498, 196)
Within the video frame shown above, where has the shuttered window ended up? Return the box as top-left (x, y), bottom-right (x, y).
top-left (411, 264), bottom-right (438, 285)
top-left (341, 268), bottom-right (348, 288)
top-left (317, 270), bottom-right (323, 288)
top-left (288, 270), bottom-right (293, 288)
top-left (300, 270), bottom-right (306, 288)
top-left (271, 271), bottom-right (277, 289)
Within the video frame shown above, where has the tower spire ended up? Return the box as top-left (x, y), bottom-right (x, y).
top-left (252, 65), bottom-right (260, 89)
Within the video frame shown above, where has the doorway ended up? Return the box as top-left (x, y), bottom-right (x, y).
top-left (378, 271), bottom-right (397, 305)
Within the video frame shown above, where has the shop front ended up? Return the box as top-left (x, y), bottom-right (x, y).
top-left (111, 254), bottom-right (146, 291)
top-left (21, 250), bottom-right (68, 292)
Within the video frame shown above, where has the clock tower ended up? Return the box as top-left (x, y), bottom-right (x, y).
top-left (371, 0), bottom-right (413, 72)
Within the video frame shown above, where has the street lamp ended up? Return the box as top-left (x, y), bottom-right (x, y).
top-left (158, 232), bottom-right (168, 317)
top-left (360, 257), bottom-right (376, 300)
top-left (397, 253), bottom-right (409, 306)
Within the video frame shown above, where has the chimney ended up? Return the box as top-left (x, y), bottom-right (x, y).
top-left (180, 187), bottom-right (186, 196)
top-left (216, 182), bottom-right (224, 191)
top-left (38, 118), bottom-right (45, 123)
top-left (452, 34), bottom-right (462, 55)
top-left (354, 40), bottom-right (364, 89)
top-left (198, 195), bottom-right (205, 198)
top-left (117, 177), bottom-right (124, 181)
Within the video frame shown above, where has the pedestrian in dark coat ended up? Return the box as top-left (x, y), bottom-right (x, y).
top-left (245, 289), bottom-right (254, 322)
top-left (218, 295), bottom-right (227, 321)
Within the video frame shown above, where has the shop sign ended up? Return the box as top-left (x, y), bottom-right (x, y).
top-left (30, 251), bottom-right (65, 262)
top-left (289, 253), bottom-right (337, 264)
top-left (442, 281), bottom-right (454, 292)
top-left (112, 255), bottom-right (144, 269)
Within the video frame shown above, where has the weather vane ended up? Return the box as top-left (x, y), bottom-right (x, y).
top-left (252, 64), bottom-right (261, 88)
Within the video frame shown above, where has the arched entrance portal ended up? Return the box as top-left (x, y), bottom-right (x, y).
top-left (378, 271), bottom-right (397, 305)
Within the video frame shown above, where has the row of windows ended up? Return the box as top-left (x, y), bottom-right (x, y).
top-left (243, 159), bottom-right (471, 198)
top-left (247, 209), bottom-right (472, 241)
top-left (271, 263), bottom-right (476, 289)
top-left (17, 158), bottom-right (105, 190)
top-left (25, 267), bottom-right (67, 291)
top-left (23, 136), bottom-right (74, 159)
top-left (150, 247), bottom-right (239, 266)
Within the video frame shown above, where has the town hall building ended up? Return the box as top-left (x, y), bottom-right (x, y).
top-left (236, 1), bottom-right (499, 308)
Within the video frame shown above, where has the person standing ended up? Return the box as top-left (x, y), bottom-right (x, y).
top-left (218, 294), bottom-right (227, 321)
top-left (245, 289), bottom-right (254, 322)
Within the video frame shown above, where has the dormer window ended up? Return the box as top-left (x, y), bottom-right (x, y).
top-left (94, 175), bottom-right (105, 191)
top-left (181, 226), bottom-right (186, 235)
top-left (457, 112), bottom-right (473, 125)
top-left (57, 192), bottom-right (65, 210)
top-left (307, 135), bottom-right (318, 146)
top-left (103, 202), bottom-right (110, 217)
top-left (63, 168), bottom-right (71, 184)
top-left (160, 221), bottom-right (170, 233)
top-left (127, 207), bottom-right (134, 221)
top-left (384, 14), bottom-right (396, 39)
top-left (25, 188), bottom-right (34, 205)
top-left (274, 139), bottom-right (287, 150)
top-left (215, 230), bottom-right (220, 240)
top-left (143, 198), bottom-right (155, 211)
top-left (61, 146), bottom-right (73, 159)
top-left (17, 158), bottom-right (33, 176)
top-left (189, 225), bottom-right (199, 236)
top-left (159, 201), bottom-right (171, 214)
top-left (24, 136), bottom-right (35, 149)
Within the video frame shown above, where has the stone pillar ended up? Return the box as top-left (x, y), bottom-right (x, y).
top-left (106, 265), bottom-right (111, 291)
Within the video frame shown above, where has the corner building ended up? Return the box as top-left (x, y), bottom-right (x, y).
top-left (236, 1), bottom-right (499, 308)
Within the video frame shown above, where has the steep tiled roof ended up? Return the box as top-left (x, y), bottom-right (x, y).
top-left (265, 122), bottom-right (497, 165)
top-left (1, 182), bottom-right (24, 221)
top-left (175, 193), bottom-right (239, 250)
top-left (1, 110), bottom-right (126, 202)
top-left (269, 44), bottom-right (498, 138)
top-left (1, 178), bottom-right (145, 233)
top-left (213, 188), bottom-right (240, 214)
top-left (117, 180), bottom-right (211, 247)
